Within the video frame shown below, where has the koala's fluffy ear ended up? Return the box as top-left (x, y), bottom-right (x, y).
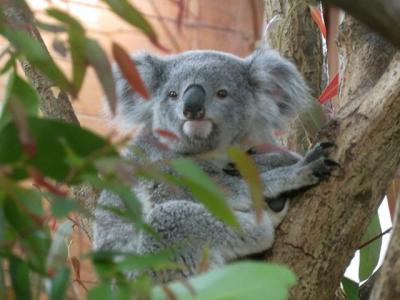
top-left (246, 49), bottom-right (311, 130)
top-left (113, 53), bottom-right (166, 127)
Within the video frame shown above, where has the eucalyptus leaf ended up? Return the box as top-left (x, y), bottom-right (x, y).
top-left (0, 72), bottom-right (39, 131)
top-left (46, 8), bottom-right (88, 91)
top-left (170, 159), bottom-right (239, 228)
top-left (85, 38), bottom-right (117, 114)
top-left (152, 262), bottom-right (296, 300)
top-left (49, 267), bottom-right (70, 300)
top-left (359, 212), bottom-right (382, 281)
top-left (9, 256), bottom-right (32, 300)
top-left (342, 276), bottom-right (359, 300)
top-left (0, 117), bottom-right (117, 181)
top-left (228, 147), bottom-right (263, 222)
top-left (102, 0), bottom-right (156, 38)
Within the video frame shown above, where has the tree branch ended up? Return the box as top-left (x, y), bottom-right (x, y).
top-left (2, 0), bottom-right (79, 124)
top-left (327, 0), bottom-right (400, 49)
top-left (263, 0), bottom-right (326, 154)
top-left (268, 16), bottom-right (400, 299)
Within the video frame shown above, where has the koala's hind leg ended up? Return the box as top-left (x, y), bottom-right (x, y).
top-left (132, 200), bottom-right (277, 283)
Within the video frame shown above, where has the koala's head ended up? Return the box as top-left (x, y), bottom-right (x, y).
top-left (114, 49), bottom-right (310, 155)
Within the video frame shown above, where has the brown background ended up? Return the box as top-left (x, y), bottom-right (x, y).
top-left (21, 0), bottom-right (264, 135)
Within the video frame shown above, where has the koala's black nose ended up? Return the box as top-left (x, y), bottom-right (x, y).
top-left (182, 84), bottom-right (206, 120)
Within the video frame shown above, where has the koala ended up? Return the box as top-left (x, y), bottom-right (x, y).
top-left (93, 49), bottom-right (336, 283)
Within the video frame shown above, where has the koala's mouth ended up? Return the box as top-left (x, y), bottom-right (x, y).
top-left (182, 120), bottom-right (213, 139)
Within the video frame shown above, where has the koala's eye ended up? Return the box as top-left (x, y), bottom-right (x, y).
top-left (168, 90), bottom-right (178, 99)
top-left (216, 89), bottom-right (228, 99)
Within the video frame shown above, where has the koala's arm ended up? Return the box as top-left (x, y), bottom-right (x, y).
top-left (250, 151), bottom-right (302, 171)
top-left (252, 142), bottom-right (336, 171)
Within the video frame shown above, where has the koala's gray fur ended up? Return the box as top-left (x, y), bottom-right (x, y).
top-left (93, 49), bottom-right (335, 283)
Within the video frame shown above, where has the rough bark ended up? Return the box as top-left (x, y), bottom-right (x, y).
top-left (327, 0), bottom-right (400, 49)
top-left (267, 17), bottom-right (400, 298)
top-left (338, 15), bottom-right (397, 107)
top-left (264, 0), bottom-right (323, 96)
top-left (2, 0), bottom-right (79, 124)
top-left (264, 0), bottom-right (326, 153)
top-left (370, 199), bottom-right (400, 299)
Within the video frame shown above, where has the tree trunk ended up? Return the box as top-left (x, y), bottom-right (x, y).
top-left (267, 14), bottom-right (400, 298)
top-left (264, 0), bottom-right (323, 96)
top-left (263, 0), bottom-right (326, 153)
top-left (326, 0), bottom-right (400, 49)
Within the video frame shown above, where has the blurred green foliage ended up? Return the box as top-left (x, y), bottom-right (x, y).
top-left (0, 1), bottom-right (297, 299)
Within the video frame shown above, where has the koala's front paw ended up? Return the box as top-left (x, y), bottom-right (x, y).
top-left (300, 142), bottom-right (339, 182)
top-left (303, 142), bottom-right (336, 164)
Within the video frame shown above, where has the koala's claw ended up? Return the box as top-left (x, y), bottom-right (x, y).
top-left (319, 141), bottom-right (336, 149)
top-left (310, 158), bottom-right (339, 180)
top-left (324, 158), bottom-right (340, 167)
top-left (303, 142), bottom-right (336, 164)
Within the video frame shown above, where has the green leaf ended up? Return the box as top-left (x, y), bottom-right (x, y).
top-left (0, 53), bottom-right (16, 74)
top-left (15, 188), bottom-right (43, 215)
top-left (170, 159), bottom-right (239, 228)
top-left (35, 20), bottom-right (67, 33)
top-left (69, 31), bottom-right (87, 92)
top-left (88, 283), bottom-right (132, 300)
top-left (0, 29), bottom-right (74, 95)
top-left (228, 147), bottom-right (263, 222)
top-left (3, 197), bottom-right (51, 272)
top-left (359, 212), bottom-right (382, 281)
top-left (152, 262), bottom-right (296, 300)
top-left (50, 195), bottom-right (79, 218)
top-left (102, 0), bottom-right (156, 38)
top-left (0, 72), bottom-right (16, 131)
top-left (49, 267), bottom-right (70, 300)
top-left (3, 196), bottom-right (37, 234)
top-left (88, 283), bottom-right (114, 300)
top-left (342, 277), bottom-right (359, 300)
top-left (46, 8), bottom-right (85, 33)
top-left (83, 174), bottom-right (143, 223)
top-left (46, 8), bottom-right (88, 92)
top-left (0, 72), bottom-right (39, 131)
top-left (85, 38), bottom-right (117, 114)
top-left (9, 256), bottom-right (32, 300)
top-left (0, 117), bottom-right (117, 181)
top-left (115, 251), bottom-right (176, 272)
top-left (89, 250), bottom-right (177, 279)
